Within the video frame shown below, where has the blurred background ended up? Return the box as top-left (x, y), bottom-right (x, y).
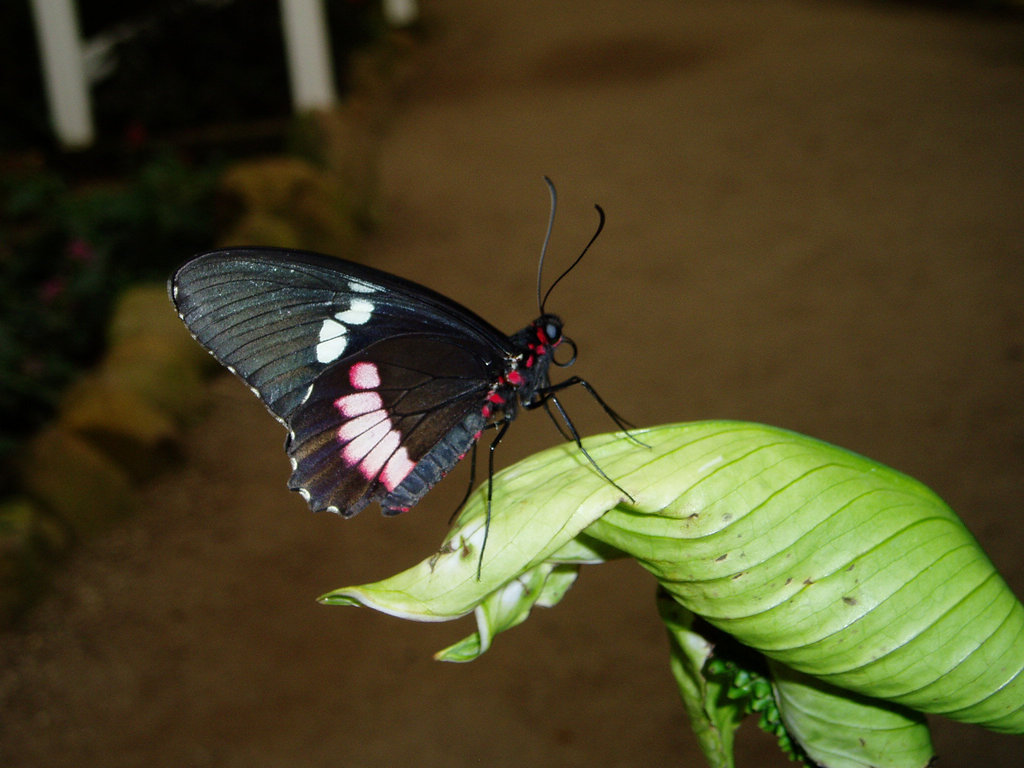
top-left (1, 0), bottom-right (1022, 766)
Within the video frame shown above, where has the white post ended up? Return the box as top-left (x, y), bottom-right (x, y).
top-left (383, 0), bottom-right (418, 27)
top-left (29, 0), bottom-right (95, 149)
top-left (279, 0), bottom-right (336, 112)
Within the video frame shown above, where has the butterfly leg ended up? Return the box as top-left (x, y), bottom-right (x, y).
top-left (530, 375), bottom-right (646, 446)
top-left (472, 415), bottom-right (512, 579)
top-left (449, 441), bottom-right (479, 525)
top-left (542, 398), bottom-right (573, 441)
top-left (530, 390), bottom-right (635, 503)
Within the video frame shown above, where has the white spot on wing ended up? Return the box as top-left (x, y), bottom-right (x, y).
top-left (336, 298), bottom-right (374, 326)
top-left (316, 317), bottom-right (348, 362)
top-left (347, 281), bottom-right (376, 293)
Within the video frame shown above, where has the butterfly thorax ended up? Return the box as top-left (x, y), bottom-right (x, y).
top-left (491, 313), bottom-right (563, 415)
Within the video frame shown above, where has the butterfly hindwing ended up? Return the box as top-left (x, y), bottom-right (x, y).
top-left (285, 335), bottom-right (494, 516)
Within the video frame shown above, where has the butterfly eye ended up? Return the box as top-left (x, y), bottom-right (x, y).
top-left (544, 319), bottom-right (562, 344)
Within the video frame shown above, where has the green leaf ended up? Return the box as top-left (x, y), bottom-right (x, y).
top-left (768, 660), bottom-right (933, 768)
top-left (585, 423), bottom-right (1024, 733)
top-left (658, 593), bottom-right (744, 768)
top-left (324, 421), bottom-right (1024, 756)
top-left (434, 563), bottom-right (580, 662)
top-left (320, 429), bottom-right (633, 619)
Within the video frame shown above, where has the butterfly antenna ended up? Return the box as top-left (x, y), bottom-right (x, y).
top-left (540, 203), bottom-right (605, 314)
top-left (536, 176), bottom-right (559, 313)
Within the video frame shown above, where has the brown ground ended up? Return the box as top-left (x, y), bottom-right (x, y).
top-left (2, 1), bottom-right (1023, 766)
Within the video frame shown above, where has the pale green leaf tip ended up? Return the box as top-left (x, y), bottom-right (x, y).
top-left (434, 635), bottom-right (484, 663)
top-left (318, 592), bottom-right (361, 607)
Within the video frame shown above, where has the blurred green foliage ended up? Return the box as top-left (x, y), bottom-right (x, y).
top-left (0, 0), bottom-right (383, 494)
top-left (0, 152), bottom-right (219, 492)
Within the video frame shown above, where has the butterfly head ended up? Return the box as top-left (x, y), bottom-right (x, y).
top-left (538, 313), bottom-right (563, 348)
top-left (520, 312), bottom-right (576, 370)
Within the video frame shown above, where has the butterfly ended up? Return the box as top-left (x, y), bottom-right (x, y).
top-left (169, 179), bottom-right (632, 568)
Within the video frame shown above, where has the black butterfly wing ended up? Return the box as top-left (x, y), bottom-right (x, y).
top-left (285, 334), bottom-right (493, 516)
top-left (169, 247), bottom-right (512, 424)
top-left (170, 247), bottom-right (519, 516)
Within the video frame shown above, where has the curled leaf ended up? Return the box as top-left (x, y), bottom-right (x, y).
top-left (768, 660), bottom-right (933, 768)
top-left (324, 421), bottom-right (1024, 758)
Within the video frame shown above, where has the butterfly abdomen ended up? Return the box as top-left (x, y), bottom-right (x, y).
top-left (383, 408), bottom-right (489, 513)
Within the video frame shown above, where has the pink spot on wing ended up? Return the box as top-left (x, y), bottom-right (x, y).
top-left (381, 447), bottom-right (414, 491)
top-left (349, 362), bottom-right (381, 390)
top-left (343, 419), bottom-right (391, 464)
top-left (506, 369), bottom-right (524, 386)
top-left (487, 392), bottom-right (504, 404)
top-left (360, 430), bottom-right (401, 479)
top-left (337, 410), bottom-right (387, 442)
top-left (335, 391), bottom-right (383, 417)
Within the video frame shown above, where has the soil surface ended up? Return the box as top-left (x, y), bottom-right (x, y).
top-left (3, 1), bottom-right (1023, 766)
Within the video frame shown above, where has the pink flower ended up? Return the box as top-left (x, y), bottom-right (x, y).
top-left (66, 238), bottom-right (95, 263)
top-left (39, 276), bottom-right (66, 304)
top-left (123, 121), bottom-right (148, 150)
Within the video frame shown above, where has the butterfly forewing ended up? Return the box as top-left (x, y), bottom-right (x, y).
top-left (170, 248), bottom-right (512, 423)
